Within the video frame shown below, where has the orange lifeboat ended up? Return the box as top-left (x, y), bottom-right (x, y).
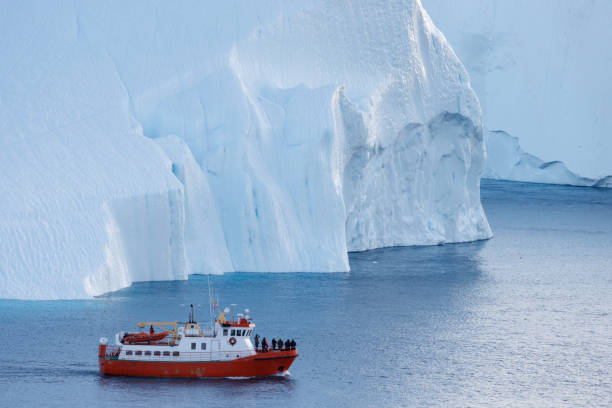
top-left (149, 331), bottom-right (169, 341)
top-left (123, 331), bottom-right (168, 344)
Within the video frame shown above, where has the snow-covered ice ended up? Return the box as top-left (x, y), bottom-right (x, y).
top-left (593, 177), bottom-right (612, 189)
top-left (424, 0), bottom-right (612, 182)
top-left (0, 0), bottom-right (491, 299)
top-left (483, 131), bottom-right (598, 187)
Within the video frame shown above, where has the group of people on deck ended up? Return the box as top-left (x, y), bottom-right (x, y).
top-left (254, 334), bottom-right (296, 352)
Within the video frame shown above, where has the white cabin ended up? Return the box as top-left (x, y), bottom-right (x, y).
top-left (113, 307), bottom-right (257, 362)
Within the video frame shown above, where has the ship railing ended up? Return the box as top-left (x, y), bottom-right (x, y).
top-left (103, 345), bottom-right (122, 360)
top-left (254, 347), bottom-right (296, 353)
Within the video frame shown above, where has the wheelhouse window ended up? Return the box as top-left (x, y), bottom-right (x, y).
top-left (191, 342), bottom-right (196, 350)
top-left (135, 351), bottom-right (142, 356)
top-left (231, 329), bottom-right (235, 336)
top-left (154, 351), bottom-right (161, 356)
top-left (223, 329), bottom-right (228, 336)
top-left (172, 351), bottom-right (180, 356)
top-left (163, 351), bottom-right (170, 356)
top-left (201, 343), bottom-right (206, 350)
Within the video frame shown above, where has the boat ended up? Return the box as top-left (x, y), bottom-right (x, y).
top-left (98, 304), bottom-right (298, 378)
top-left (122, 331), bottom-right (169, 344)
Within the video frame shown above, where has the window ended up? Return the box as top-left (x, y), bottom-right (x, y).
top-left (163, 351), bottom-right (170, 356)
top-left (190, 324), bottom-right (195, 329)
top-left (135, 351), bottom-right (142, 356)
top-left (126, 350), bottom-right (133, 355)
top-left (201, 343), bottom-right (206, 350)
top-left (154, 351), bottom-right (161, 356)
top-left (172, 351), bottom-right (180, 356)
top-left (191, 343), bottom-right (196, 350)
top-left (144, 351), bottom-right (151, 356)
top-left (231, 329), bottom-right (235, 336)
top-left (236, 330), bottom-right (241, 336)
top-left (247, 330), bottom-right (251, 336)
top-left (223, 329), bottom-right (228, 336)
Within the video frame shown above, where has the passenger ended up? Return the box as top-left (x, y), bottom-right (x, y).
top-left (271, 338), bottom-right (277, 350)
top-left (254, 334), bottom-right (260, 349)
top-left (278, 338), bottom-right (283, 350)
top-left (292, 339), bottom-right (296, 350)
top-left (149, 325), bottom-right (155, 335)
top-left (262, 338), bottom-right (268, 352)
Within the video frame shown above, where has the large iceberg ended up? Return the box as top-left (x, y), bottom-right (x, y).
top-left (483, 131), bottom-right (611, 188)
top-left (0, 0), bottom-right (491, 299)
top-left (423, 0), bottom-right (612, 182)
top-left (484, 131), bottom-right (596, 187)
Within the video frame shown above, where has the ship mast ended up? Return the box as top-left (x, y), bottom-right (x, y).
top-left (207, 274), bottom-right (216, 335)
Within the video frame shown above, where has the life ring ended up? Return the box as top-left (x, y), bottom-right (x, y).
top-left (229, 337), bottom-right (237, 346)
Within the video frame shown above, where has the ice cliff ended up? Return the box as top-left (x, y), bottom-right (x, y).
top-left (0, 0), bottom-right (491, 299)
top-left (424, 0), bottom-right (612, 184)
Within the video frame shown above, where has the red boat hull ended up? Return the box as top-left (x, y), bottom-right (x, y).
top-left (99, 350), bottom-right (298, 378)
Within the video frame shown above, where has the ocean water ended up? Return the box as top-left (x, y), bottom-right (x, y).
top-left (1, 180), bottom-right (611, 407)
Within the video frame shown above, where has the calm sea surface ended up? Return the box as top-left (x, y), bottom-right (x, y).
top-left (1, 180), bottom-right (611, 407)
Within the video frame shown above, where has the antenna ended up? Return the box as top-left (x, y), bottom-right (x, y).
top-left (207, 274), bottom-right (214, 331)
top-left (231, 303), bottom-right (237, 322)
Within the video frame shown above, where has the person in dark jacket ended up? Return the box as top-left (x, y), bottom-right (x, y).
top-left (271, 338), bottom-right (277, 350)
top-left (262, 337), bottom-right (268, 352)
top-left (291, 339), bottom-right (296, 350)
top-left (278, 338), bottom-right (283, 350)
top-left (254, 334), bottom-right (260, 349)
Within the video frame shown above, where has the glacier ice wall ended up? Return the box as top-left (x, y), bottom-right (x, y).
top-left (155, 136), bottom-right (233, 274)
top-left (0, 0), bottom-right (491, 299)
top-left (423, 0), bottom-right (612, 180)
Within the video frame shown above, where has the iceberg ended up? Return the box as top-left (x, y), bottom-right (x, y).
top-left (593, 177), bottom-right (612, 189)
top-left (423, 0), bottom-right (612, 182)
top-left (0, 0), bottom-right (491, 299)
top-left (483, 131), bottom-right (597, 187)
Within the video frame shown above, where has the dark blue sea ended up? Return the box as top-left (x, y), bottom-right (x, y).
top-left (1, 180), bottom-right (611, 407)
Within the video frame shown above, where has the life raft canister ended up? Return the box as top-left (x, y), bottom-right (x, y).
top-left (229, 337), bottom-right (237, 346)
